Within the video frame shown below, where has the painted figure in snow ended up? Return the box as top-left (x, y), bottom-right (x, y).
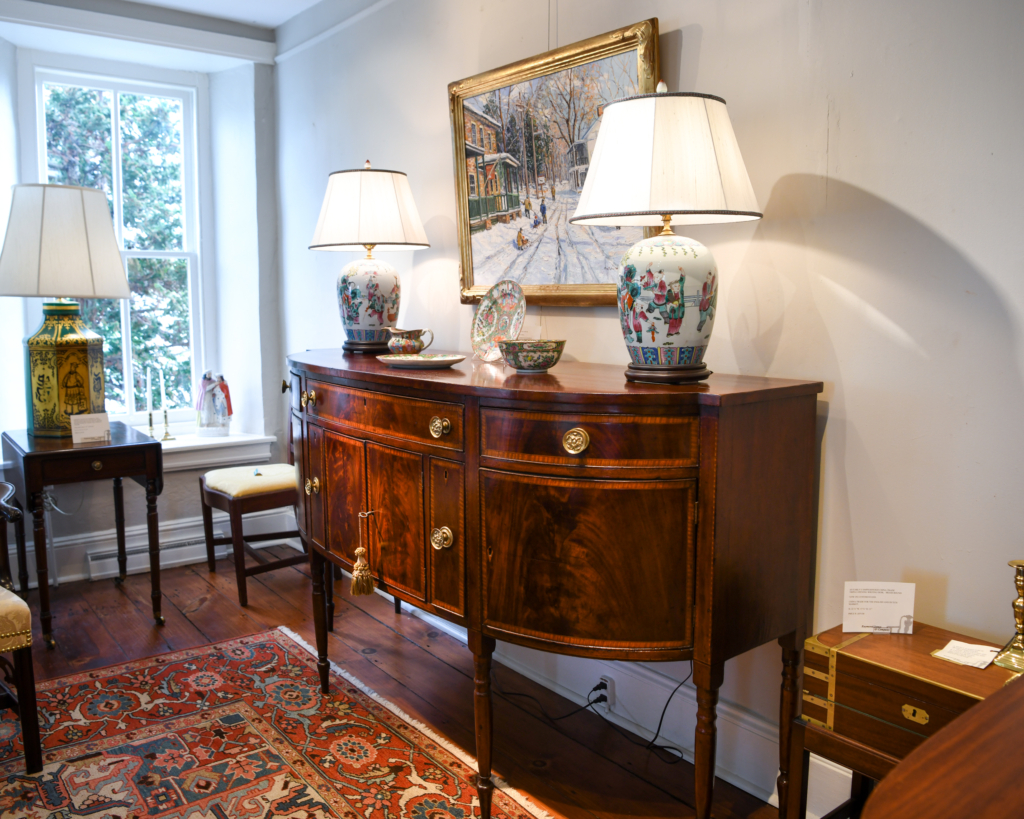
top-left (646, 275), bottom-right (686, 336)
top-left (540, 199), bottom-right (547, 224)
top-left (524, 197), bottom-right (532, 217)
top-left (697, 272), bottom-right (717, 332)
top-left (515, 228), bottom-right (528, 251)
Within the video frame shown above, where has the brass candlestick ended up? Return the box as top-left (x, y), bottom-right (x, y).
top-left (994, 559), bottom-right (1024, 672)
top-left (160, 408), bottom-right (175, 442)
top-left (148, 410), bottom-right (154, 439)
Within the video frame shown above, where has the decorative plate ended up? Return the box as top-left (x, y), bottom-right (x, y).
top-left (376, 353), bottom-right (466, 369)
top-left (471, 280), bottom-right (526, 362)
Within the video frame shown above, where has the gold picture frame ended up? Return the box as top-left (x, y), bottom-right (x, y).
top-left (449, 18), bottom-right (660, 306)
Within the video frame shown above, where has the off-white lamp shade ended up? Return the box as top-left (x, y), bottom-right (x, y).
top-left (0, 184), bottom-right (129, 298)
top-left (309, 167), bottom-right (429, 252)
top-left (571, 92), bottom-right (762, 227)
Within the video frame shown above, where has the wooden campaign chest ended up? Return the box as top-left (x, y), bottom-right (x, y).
top-left (789, 621), bottom-right (1018, 817)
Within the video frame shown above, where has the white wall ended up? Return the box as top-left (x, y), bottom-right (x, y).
top-left (0, 34), bottom-right (21, 433)
top-left (274, 0), bottom-right (1024, 810)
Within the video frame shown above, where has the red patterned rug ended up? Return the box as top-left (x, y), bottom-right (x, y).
top-left (0, 627), bottom-right (551, 819)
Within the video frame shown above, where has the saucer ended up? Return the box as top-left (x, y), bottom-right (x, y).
top-left (377, 354), bottom-right (466, 369)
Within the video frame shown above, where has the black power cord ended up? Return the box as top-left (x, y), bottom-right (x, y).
top-left (493, 662), bottom-right (693, 765)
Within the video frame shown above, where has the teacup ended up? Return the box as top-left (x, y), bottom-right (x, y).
top-left (387, 328), bottom-right (434, 354)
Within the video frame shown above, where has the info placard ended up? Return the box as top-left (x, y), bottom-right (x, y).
top-left (842, 581), bottom-right (915, 634)
top-left (70, 412), bottom-right (111, 444)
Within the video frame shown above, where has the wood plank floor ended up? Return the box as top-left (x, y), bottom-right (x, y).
top-left (25, 547), bottom-right (777, 819)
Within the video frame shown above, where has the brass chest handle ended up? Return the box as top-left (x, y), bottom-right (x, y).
top-left (300, 390), bottom-right (308, 408)
top-left (91, 460), bottom-right (103, 471)
top-left (431, 526), bottom-right (454, 550)
top-left (562, 428), bottom-right (590, 455)
top-left (429, 416), bottom-right (452, 438)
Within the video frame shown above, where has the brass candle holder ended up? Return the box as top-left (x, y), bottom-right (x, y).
top-left (148, 410), bottom-right (154, 439)
top-left (994, 559), bottom-right (1024, 672)
top-left (160, 408), bottom-right (175, 442)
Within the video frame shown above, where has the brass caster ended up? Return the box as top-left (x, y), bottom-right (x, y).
top-left (45, 637), bottom-right (56, 650)
top-left (155, 616), bottom-right (166, 626)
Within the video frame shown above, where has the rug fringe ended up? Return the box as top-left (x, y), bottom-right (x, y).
top-left (277, 626), bottom-right (557, 819)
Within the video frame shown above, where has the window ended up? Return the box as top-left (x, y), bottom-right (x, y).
top-left (37, 69), bottom-right (201, 417)
top-left (471, 122), bottom-right (477, 144)
top-left (468, 173), bottom-right (476, 196)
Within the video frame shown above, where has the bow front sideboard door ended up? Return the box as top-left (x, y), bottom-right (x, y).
top-left (287, 350), bottom-right (822, 819)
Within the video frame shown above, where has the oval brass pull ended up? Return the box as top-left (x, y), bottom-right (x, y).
top-left (281, 379), bottom-right (291, 393)
top-left (300, 390), bottom-right (308, 408)
top-left (311, 477), bottom-right (321, 494)
top-left (562, 428), bottom-right (590, 455)
top-left (308, 390), bottom-right (317, 407)
top-left (91, 460), bottom-right (103, 471)
top-left (431, 526), bottom-right (454, 550)
top-left (304, 478), bottom-right (312, 495)
top-left (901, 704), bottom-right (929, 725)
top-left (429, 416), bottom-right (452, 438)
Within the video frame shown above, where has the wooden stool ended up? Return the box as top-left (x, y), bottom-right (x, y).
top-left (0, 483), bottom-right (41, 773)
top-left (199, 464), bottom-right (309, 607)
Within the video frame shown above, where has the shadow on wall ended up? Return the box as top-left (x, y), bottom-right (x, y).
top-left (729, 173), bottom-right (1024, 629)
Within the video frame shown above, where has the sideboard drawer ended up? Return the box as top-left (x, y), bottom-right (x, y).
top-left (307, 381), bottom-right (464, 451)
top-left (481, 409), bottom-right (698, 467)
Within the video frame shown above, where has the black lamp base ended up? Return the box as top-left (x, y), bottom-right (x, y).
top-left (343, 339), bottom-right (390, 354)
top-left (624, 362), bottom-right (713, 384)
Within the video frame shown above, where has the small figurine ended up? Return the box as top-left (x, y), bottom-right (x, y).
top-left (196, 371), bottom-right (233, 436)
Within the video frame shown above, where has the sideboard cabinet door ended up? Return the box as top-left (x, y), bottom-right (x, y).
top-left (429, 458), bottom-right (465, 616)
top-left (481, 470), bottom-right (696, 652)
top-left (322, 428), bottom-right (366, 565)
top-left (291, 411), bottom-right (307, 538)
top-left (366, 442), bottom-right (427, 602)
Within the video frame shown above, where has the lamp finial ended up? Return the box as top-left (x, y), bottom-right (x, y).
top-left (364, 160), bottom-right (372, 169)
top-left (656, 80), bottom-right (668, 93)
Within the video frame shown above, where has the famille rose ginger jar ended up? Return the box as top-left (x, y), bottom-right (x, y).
top-left (618, 232), bottom-right (718, 383)
top-left (337, 258), bottom-right (401, 353)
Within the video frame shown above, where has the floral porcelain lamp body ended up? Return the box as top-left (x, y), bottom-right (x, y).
top-left (570, 84), bottom-right (761, 383)
top-left (310, 161), bottom-right (430, 353)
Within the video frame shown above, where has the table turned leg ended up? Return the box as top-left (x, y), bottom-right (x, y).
top-left (13, 499), bottom-right (27, 595)
top-left (694, 661), bottom-right (724, 819)
top-left (145, 479), bottom-right (164, 625)
top-left (470, 632), bottom-right (496, 819)
top-left (326, 561), bottom-right (335, 632)
top-left (30, 492), bottom-right (53, 649)
top-left (777, 634), bottom-right (802, 818)
top-left (311, 549), bottom-right (330, 693)
top-left (113, 477), bottom-right (127, 584)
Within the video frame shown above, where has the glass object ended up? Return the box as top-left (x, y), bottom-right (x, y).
top-left (127, 257), bottom-right (192, 411)
top-left (119, 93), bottom-right (184, 251)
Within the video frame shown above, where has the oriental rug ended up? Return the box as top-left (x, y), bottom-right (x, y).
top-left (0, 627), bottom-right (551, 819)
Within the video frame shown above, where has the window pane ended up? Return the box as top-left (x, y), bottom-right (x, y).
top-left (120, 93), bottom-right (184, 251)
top-left (78, 298), bottom-right (126, 413)
top-left (43, 84), bottom-right (113, 199)
top-left (128, 257), bottom-right (192, 411)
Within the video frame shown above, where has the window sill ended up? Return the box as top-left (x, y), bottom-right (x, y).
top-left (132, 427), bottom-right (275, 472)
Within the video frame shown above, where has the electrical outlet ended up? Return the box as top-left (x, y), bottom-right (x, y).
top-left (597, 675), bottom-right (615, 711)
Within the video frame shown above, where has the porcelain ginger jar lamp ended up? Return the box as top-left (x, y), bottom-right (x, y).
top-left (570, 84), bottom-right (761, 383)
top-left (310, 161), bottom-right (430, 353)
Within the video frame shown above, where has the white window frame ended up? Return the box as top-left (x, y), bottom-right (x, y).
top-left (17, 50), bottom-right (212, 427)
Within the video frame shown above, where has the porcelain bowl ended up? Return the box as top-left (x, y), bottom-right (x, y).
top-left (498, 340), bottom-right (566, 373)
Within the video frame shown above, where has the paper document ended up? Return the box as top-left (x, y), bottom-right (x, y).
top-left (932, 640), bottom-right (999, 669)
top-left (70, 412), bottom-right (111, 444)
top-left (842, 581), bottom-right (916, 633)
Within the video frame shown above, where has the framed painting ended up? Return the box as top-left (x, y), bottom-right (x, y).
top-left (448, 19), bottom-right (660, 306)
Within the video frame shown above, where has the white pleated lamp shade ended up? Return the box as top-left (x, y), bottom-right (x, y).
top-left (571, 92), bottom-right (762, 227)
top-left (310, 163), bottom-right (430, 252)
top-left (0, 184), bottom-right (129, 298)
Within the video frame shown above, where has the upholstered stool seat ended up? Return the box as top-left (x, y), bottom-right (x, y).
top-left (0, 483), bottom-right (41, 774)
top-left (199, 462), bottom-right (309, 607)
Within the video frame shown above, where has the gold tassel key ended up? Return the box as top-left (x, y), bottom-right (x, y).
top-left (352, 511), bottom-right (377, 596)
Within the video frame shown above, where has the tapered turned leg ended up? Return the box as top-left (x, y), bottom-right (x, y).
top-left (311, 549), bottom-right (330, 693)
top-left (145, 479), bottom-right (164, 625)
top-left (394, 596), bottom-right (402, 614)
top-left (694, 661), bottom-right (724, 819)
top-left (30, 493), bottom-right (53, 649)
top-left (470, 632), bottom-right (496, 819)
top-left (113, 478), bottom-right (127, 584)
top-left (787, 717), bottom-right (810, 819)
top-left (13, 500), bottom-right (27, 594)
top-left (200, 480), bottom-right (216, 572)
top-left (777, 634), bottom-right (801, 817)
top-left (13, 645), bottom-right (41, 773)
top-left (326, 561), bottom-right (335, 632)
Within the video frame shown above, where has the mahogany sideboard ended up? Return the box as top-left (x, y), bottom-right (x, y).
top-left (287, 350), bottom-right (823, 819)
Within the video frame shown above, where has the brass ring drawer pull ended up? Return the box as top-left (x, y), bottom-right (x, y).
top-left (91, 460), bottom-right (103, 471)
top-left (562, 428), bottom-right (590, 455)
top-left (304, 478), bottom-right (312, 495)
top-left (429, 416), bottom-right (452, 438)
top-left (307, 390), bottom-right (317, 407)
top-left (431, 526), bottom-right (454, 550)
top-left (281, 379), bottom-right (291, 393)
top-left (300, 390), bottom-right (308, 408)
top-left (901, 704), bottom-right (929, 725)
top-left (311, 477), bottom-right (320, 494)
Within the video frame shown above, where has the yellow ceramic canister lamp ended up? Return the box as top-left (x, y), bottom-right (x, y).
top-left (0, 184), bottom-right (130, 437)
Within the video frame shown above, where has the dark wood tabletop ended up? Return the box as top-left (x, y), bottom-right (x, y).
top-left (861, 675), bottom-right (1024, 818)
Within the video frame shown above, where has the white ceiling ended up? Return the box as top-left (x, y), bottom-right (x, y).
top-left (121, 0), bottom-right (322, 29)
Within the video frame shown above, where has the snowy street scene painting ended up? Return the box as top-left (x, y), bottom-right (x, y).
top-left (459, 51), bottom-right (645, 291)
